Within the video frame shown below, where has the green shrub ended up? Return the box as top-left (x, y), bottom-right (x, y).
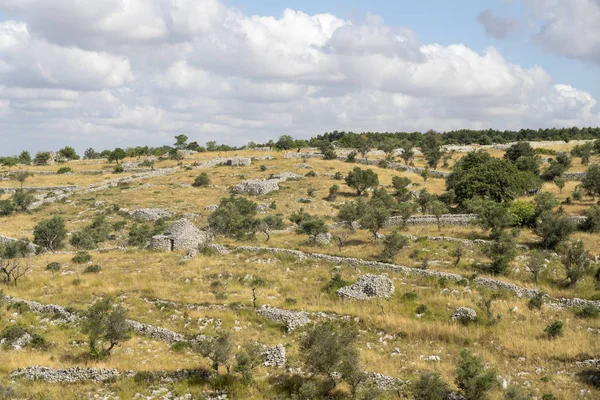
top-left (305, 171), bottom-right (317, 177)
top-left (456, 348), bottom-right (497, 400)
top-left (402, 291), bottom-right (418, 301)
top-left (345, 151), bottom-right (357, 163)
top-left (380, 232), bottom-right (409, 262)
top-left (269, 201), bottom-right (277, 210)
top-left (72, 251), bottom-right (92, 264)
top-left (284, 298), bottom-right (297, 305)
top-left (416, 304), bottom-right (428, 315)
top-left (544, 320), bottom-right (564, 339)
top-left (113, 164), bottom-right (124, 173)
top-left (260, 165), bottom-right (267, 171)
top-left (57, 167), bottom-right (72, 174)
top-left (0, 200), bottom-right (15, 216)
top-left (413, 372), bottom-right (451, 400)
top-left (192, 172), bottom-right (211, 187)
top-left (45, 262), bottom-right (61, 272)
top-left (84, 264), bottom-right (102, 274)
top-left (323, 272), bottom-right (350, 294)
top-left (527, 292), bottom-right (545, 310)
top-left (574, 304), bottom-right (600, 319)
top-left (333, 171), bottom-right (344, 180)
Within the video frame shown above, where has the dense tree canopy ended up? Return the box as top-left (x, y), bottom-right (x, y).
top-left (446, 151), bottom-right (540, 206)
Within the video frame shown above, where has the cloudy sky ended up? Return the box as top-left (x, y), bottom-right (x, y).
top-left (0, 0), bottom-right (599, 155)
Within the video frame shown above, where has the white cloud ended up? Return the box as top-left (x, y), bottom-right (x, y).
top-left (0, 0), bottom-right (598, 154)
top-left (523, 0), bottom-right (600, 64)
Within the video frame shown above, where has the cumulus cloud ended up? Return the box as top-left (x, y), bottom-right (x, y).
top-left (523, 0), bottom-right (600, 64)
top-left (0, 0), bottom-right (598, 154)
top-left (477, 9), bottom-right (520, 39)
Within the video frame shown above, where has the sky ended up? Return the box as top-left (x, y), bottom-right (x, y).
top-left (0, 0), bottom-right (599, 155)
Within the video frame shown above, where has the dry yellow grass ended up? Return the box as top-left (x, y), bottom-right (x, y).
top-left (0, 149), bottom-right (599, 399)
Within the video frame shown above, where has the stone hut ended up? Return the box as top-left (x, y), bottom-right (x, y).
top-left (149, 219), bottom-right (211, 251)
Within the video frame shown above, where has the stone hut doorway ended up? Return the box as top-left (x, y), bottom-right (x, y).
top-left (169, 239), bottom-right (175, 251)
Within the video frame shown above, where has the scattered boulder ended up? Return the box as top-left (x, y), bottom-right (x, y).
top-left (205, 204), bottom-right (219, 211)
top-left (11, 367), bottom-right (125, 383)
top-left (337, 274), bottom-right (395, 300)
top-left (296, 163), bottom-right (312, 169)
top-left (149, 219), bottom-right (212, 252)
top-left (314, 232), bottom-right (332, 246)
top-left (257, 305), bottom-right (310, 331)
top-left (129, 208), bottom-right (174, 222)
top-left (233, 179), bottom-right (281, 195)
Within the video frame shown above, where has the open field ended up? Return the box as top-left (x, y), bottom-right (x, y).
top-left (0, 145), bottom-right (599, 400)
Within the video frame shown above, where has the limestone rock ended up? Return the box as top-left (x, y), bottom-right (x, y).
top-left (451, 307), bottom-right (477, 324)
top-left (257, 305), bottom-right (310, 331)
top-left (129, 208), bottom-right (174, 222)
top-left (314, 232), bottom-right (332, 246)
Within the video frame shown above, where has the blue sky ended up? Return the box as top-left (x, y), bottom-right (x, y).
top-left (0, 0), bottom-right (598, 155)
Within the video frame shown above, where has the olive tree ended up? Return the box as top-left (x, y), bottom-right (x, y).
top-left (81, 298), bottom-right (131, 359)
top-left (33, 216), bottom-right (67, 252)
top-left (208, 196), bottom-right (259, 239)
top-left (345, 167), bottom-right (379, 196)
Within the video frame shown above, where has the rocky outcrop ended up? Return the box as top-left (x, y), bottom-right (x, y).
top-left (0, 185), bottom-right (79, 194)
top-left (194, 157), bottom-right (252, 168)
top-left (129, 208), bottom-right (175, 221)
top-left (257, 305), bottom-right (310, 331)
top-left (385, 214), bottom-right (476, 227)
top-left (0, 235), bottom-right (38, 255)
top-left (337, 274), bottom-right (395, 300)
top-left (314, 232), bottom-right (332, 246)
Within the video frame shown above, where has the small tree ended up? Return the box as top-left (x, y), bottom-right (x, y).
top-left (81, 298), bottom-right (131, 359)
top-left (466, 198), bottom-right (512, 238)
top-left (337, 199), bottom-right (367, 228)
top-left (84, 148), bottom-right (99, 159)
top-left (108, 148), bottom-right (126, 164)
top-left (527, 250), bottom-right (547, 283)
top-left (553, 176), bottom-right (565, 194)
top-left (345, 167), bottom-right (379, 196)
top-left (380, 232), bottom-right (409, 262)
top-left (399, 140), bottom-right (415, 165)
top-left (413, 372), bottom-right (451, 400)
top-left (208, 197), bottom-right (259, 239)
top-left (421, 167), bottom-right (430, 185)
top-left (326, 184), bottom-right (339, 201)
top-left (582, 205), bottom-right (600, 233)
top-left (453, 243), bottom-right (464, 267)
top-left (391, 176), bottom-right (412, 201)
top-left (12, 171), bottom-right (32, 188)
top-left (359, 200), bottom-right (390, 240)
top-left (33, 152), bottom-right (51, 165)
top-left (544, 320), bottom-right (564, 339)
top-left (33, 216), bottom-right (67, 252)
top-left (58, 146), bottom-right (80, 160)
top-left (416, 189), bottom-right (432, 214)
top-left (581, 164), bottom-right (600, 200)
top-left (18, 151), bottom-right (31, 165)
top-left (296, 215), bottom-right (328, 243)
top-left (559, 240), bottom-right (591, 287)
top-left (504, 386), bottom-right (534, 400)
top-left (234, 342), bottom-right (265, 382)
top-left (455, 348), bottom-right (497, 400)
top-left (300, 322), bottom-right (363, 392)
top-left (482, 229), bottom-right (518, 275)
top-left (429, 199), bottom-right (448, 230)
top-left (196, 332), bottom-right (232, 373)
top-left (174, 134), bottom-right (188, 149)
top-left (534, 211), bottom-right (576, 249)
top-left (397, 202), bottom-right (418, 229)
top-left (0, 240), bottom-right (32, 287)
top-left (12, 189), bottom-right (34, 212)
top-left (192, 172), bottom-right (210, 187)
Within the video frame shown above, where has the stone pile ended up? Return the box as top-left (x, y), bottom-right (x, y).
top-left (451, 307), bottom-right (477, 323)
top-left (337, 274), bottom-right (395, 300)
top-left (129, 208), bottom-right (175, 221)
top-left (11, 367), bottom-right (125, 383)
top-left (233, 172), bottom-right (303, 195)
top-left (263, 344), bottom-right (286, 367)
top-left (257, 305), bottom-right (310, 331)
